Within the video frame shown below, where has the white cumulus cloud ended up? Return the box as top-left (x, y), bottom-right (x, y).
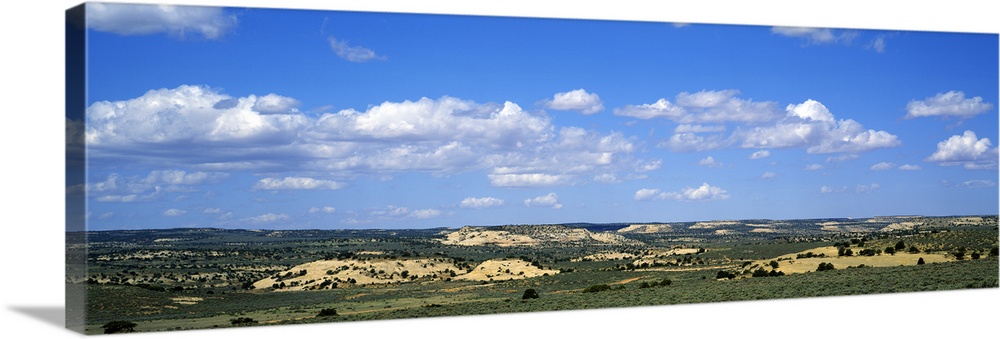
top-left (247, 213), bottom-right (290, 224)
top-left (749, 150), bottom-right (771, 159)
top-left (488, 173), bottom-right (572, 188)
top-left (698, 156), bottom-right (723, 168)
top-left (925, 130), bottom-right (999, 170)
top-left (460, 197), bottom-right (505, 209)
top-left (737, 99), bottom-right (900, 154)
top-left (309, 206), bottom-right (337, 214)
top-left (524, 193), bottom-right (563, 209)
top-left (615, 90), bottom-right (780, 124)
top-left (636, 183), bottom-right (729, 202)
top-left (83, 86), bottom-right (670, 187)
top-left (86, 3), bottom-right (237, 39)
top-left (898, 164), bottom-right (922, 171)
top-left (905, 91), bottom-right (994, 119)
top-left (254, 177), bottom-right (343, 190)
top-left (542, 89), bottom-right (604, 114)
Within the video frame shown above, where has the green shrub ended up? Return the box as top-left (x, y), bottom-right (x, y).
top-left (583, 284), bottom-right (612, 293)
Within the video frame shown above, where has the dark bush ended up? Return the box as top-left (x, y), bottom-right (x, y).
top-left (521, 288), bottom-right (540, 299)
top-left (716, 270), bottom-right (736, 280)
top-left (583, 284), bottom-right (612, 293)
top-left (102, 321), bottom-right (137, 334)
top-left (318, 308), bottom-right (338, 316)
top-left (230, 317), bottom-right (257, 326)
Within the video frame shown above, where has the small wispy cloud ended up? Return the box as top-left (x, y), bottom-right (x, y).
top-left (329, 36), bottom-right (386, 62)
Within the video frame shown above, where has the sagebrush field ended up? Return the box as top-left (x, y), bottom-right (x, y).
top-left (67, 215), bottom-right (998, 334)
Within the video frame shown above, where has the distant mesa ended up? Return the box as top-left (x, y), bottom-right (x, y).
top-left (688, 220), bottom-right (740, 229)
top-left (617, 223), bottom-right (673, 234)
top-left (439, 224), bottom-right (642, 247)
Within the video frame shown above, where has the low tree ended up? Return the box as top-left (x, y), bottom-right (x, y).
top-left (884, 247), bottom-right (896, 255)
top-left (102, 321), bottom-right (137, 334)
top-left (816, 262), bottom-right (834, 271)
top-left (769, 260), bottom-right (779, 269)
top-left (917, 257), bottom-right (925, 265)
top-left (895, 240), bottom-right (906, 251)
top-left (317, 308), bottom-right (338, 316)
top-left (230, 317), bottom-right (257, 326)
top-left (583, 284), bottom-right (612, 293)
top-left (716, 270), bottom-right (737, 280)
top-left (522, 288), bottom-right (540, 299)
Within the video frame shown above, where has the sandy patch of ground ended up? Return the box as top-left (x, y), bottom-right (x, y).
top-left (171, 297), bottom-right (203, 305)
top-left (749, 246), bottom-right (954, 275)
top-left (617, 224), bottom-right (673, 234)
top-left (610, 277), bottom-right (643, 285)
top-left (951, 217), bottom-right (984, 225)
top-left (253, 257), bottom-right (464, 291)
top-left (571, 251), bottom-right (636, 262)
top-left (454, 259), bottom-right (559, 282)
top-left (574, 247), bottom-right (698, 263)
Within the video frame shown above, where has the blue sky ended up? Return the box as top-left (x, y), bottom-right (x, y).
top-left (73, 3), bottom-right (998, 230)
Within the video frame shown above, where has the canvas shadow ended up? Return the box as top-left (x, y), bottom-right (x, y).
top-left (10, 306), bottom-right (65, 328)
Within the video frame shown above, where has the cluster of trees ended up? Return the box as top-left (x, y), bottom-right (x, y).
top-left (837, 247), bottom-right (854, 257)
top-left (816, 262), bottom-right (835, 271)
top-left (317, 308), bottom-right (338, 316)
top-left (751, 267), bottom-right (785, 277)
top-left (796, 252), bottom-right (825, 259)
top-left (716, 271), bottom-right (737, 280)
top-left (858, 248), bottom-right (880, 256)
top-left (583, 284), bottom-right (612, 293)
top-left (639, 278), bottom-right (672, 288)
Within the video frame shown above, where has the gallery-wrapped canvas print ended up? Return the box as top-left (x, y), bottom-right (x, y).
top-left (66, 1), bottom-right (998, 335)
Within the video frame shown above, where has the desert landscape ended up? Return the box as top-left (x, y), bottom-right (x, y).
top-left (68, 214), bottom-right (998, 334)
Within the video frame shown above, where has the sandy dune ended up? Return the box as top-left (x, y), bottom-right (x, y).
top-left (252, 257), bottom-right (464, 291)
top-left (748, 246), bottom-right (954, 275)
top-left (454, 259), bottom-right (559, 281)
